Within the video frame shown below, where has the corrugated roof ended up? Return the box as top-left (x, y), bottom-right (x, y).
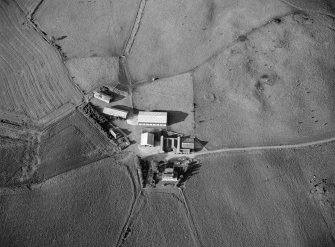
top-left (138, 111), bottom-right (167, 124)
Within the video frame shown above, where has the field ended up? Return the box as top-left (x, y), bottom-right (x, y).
top-left (184, 141), bottom-right (335, 246)
top-left (65, 57), bottom-right (119, 93)
top-left (0, 135), bottom-right (38, 186)
top-left (2, 0), bottom-right (335, 246)
top-left (281, 0), bottom-right (335, 16)
top-left (127, 0), bottom-right (293, 82)
top-left (37, 110), bottom-right (117, 181)
top-left (0, 1), bottom-right (82, 123)
top-left (194, 12), bottom-right (335, 149)
top-left (0, 157), bottom-right (134, 247)
top-left (34, 0), bottom-right (141, 58)
top-left (122, 190), bottom-right (196, 247)
top-left (15, 0), bottom-right (40, 15)
top-left (132, 73), bottom-right (194, 135)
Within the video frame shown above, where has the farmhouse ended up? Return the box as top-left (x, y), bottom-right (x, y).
top-left (138, 111), bottom-right (167, 127)
top-left (140, 132), bottom-right (155, 147)
top-left (162, 168), bottom-right (178, 183)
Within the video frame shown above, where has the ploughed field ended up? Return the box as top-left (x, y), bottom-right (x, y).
top-left (0, 1), bottom-right (82, 124)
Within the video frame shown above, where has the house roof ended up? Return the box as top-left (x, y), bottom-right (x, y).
top-left (182, 138), bottom-right (195, 149)
top-left (138, 111), bottom-right (167, 124)
top-left (140, 132), bottom-right (154, 146)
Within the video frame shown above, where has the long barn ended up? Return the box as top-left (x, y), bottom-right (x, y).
top-left (137, 111), bottom-right (167, 127)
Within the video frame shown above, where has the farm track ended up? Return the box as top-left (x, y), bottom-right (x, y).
top-left (187, 135), bottom-right (335, 159)
top-left (123, 0), bottom-right (147, 57)
top-left (116, 161), bottom-right (143, 247)
top-left (178, 188), bottom-right (202, 247)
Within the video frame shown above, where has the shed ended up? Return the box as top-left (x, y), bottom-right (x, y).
top-left (140, 132), bottom-right (155, 147)
top-left (138, 111), bottom-right (167, 127)
top-left (93, 91), bottom-right (112, 103)
top-left (103, 107), bottom-right (128, 119)
top-left (182, 137), bottom-right (195, 150)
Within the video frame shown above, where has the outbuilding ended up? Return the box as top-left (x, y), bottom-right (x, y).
top-left (140, 132), bottom-right (155, 147)
top-left (103, 107), bottom-right (128, 119)
top-left (138, 111), bottom-right (167, 127)
top-left (93, 91), bottom-right (112, 103)
top-left (182, 137), bottom-right (195, 150)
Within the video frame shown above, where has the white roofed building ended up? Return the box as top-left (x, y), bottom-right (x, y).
top-left (138, 111), bottom-right (167, 127)
top-left (140, 132), bottom-right (155, 147)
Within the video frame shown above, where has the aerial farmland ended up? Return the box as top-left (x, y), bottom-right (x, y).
top-left (1, 0), bottom-right (335, 246)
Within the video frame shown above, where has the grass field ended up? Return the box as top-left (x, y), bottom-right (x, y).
top-left (0, 1), bottom-right (82, 123)
top-left (281, 0), bottom-right (335, 16)
top-left (65, 57), bottom-right (119, 93)
top-left (0, 124), bottom-right (40, 187)
top-left (127, 0), bottom-right (292, 82)
top-left (123, 190), bottom-right (195, 247)
top-left (34, 0), bottom-right (141, 58)
top-left (184, 142), bottom-right (335, 246)
top-left (133, 73), bottom-right (194, 135)
top-left (15, 0), bottom-right (40, 15)
top-left (194, 13), bottom-right (335, 149)
top-left (0, 157), bottom-right (134, 247)
top-left (37, 110), bottom-right (116, 181)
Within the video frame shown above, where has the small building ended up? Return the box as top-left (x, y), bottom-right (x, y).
top-left (103, 107), bottom-right (128, 119)
top-left (93, 91), bottom-right (112, 103)
top-left (161, 168), bottom-right (178, 183)
top-left (109, 128), bottom-right (121, 139)
top-left (182, 137), bottom-right (195, 150)
top-left (138, 111), bottom-right (167, 127)
top-left (140, 132), bottom-right (155, 147)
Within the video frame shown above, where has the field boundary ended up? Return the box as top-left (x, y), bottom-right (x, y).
top-left (123, 0), bottom-right (147, 56)
top-left (178, 188), bottom-right (203, 247)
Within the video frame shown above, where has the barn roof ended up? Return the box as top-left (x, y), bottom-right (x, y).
top-left (138, 111), bottom-right (167, 124)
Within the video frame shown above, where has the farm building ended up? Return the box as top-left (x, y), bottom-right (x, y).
top-left (103, 107), bottom-right (128, 119)
top-left (182, 137), bottom-right (195, 150)
top-left (162, 168), bottom-right (178, 183)
top-left (138, 111), bottom-right (167, 127)
top-left (93, 91), bottom-right (112, 103)
top-left (140, 132), bottom-right (155, 147)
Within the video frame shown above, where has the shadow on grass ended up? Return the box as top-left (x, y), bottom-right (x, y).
top-left (178, 160), bottom-right (202, 187)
